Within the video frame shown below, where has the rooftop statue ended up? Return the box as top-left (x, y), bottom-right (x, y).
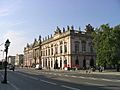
top-left (54, 26), bottom-right (61, 34)
top-left (39, 35), bottom-right (41, 41)
top-left (85, 24), bottom-right (94, 33)
top-left (71, 25), bottom-right (74, 30)
top-left (67, 25), bottom-right (70, 31)
top-left (63, 27), bottom-right (65, 32)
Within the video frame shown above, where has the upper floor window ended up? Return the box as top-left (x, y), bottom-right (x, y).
top-left (48, 48), bottom-right (50, 55)
top-left (60, 46), bottom-right (62, 53)
top-left (55, 46), bottom-right (58, 54)
top-left (82, 41), bottom-right (86, 52)
top-left (41, 51), bottom-right (42, 56)
top-left (51, 44), bottom-right (53, 55)
top-left (60, 41), bottom-right (63, 45)
top-left (75, 41), bottom-right (79, 53)
top-left (51, 48), bottom-right (53, 55)
top-left (64, 42), bottom-right (67, 53)
top-left (89, 42), bottom-right (93, 53)
top-left (90, 46), bottom-right (93, 52)
top-left (46, 49), bottom-right (47, 56)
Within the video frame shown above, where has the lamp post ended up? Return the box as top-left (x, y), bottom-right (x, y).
top-left (1, 39), bottom-right (10, 84)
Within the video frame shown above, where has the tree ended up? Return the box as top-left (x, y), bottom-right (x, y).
top-left (112, 25), bottom-right (120, 71)
top-left (92, 24), bottom-right (120, 71)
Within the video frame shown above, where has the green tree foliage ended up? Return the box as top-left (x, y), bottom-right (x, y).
top-left (93, 24), bottom-right (120, 67)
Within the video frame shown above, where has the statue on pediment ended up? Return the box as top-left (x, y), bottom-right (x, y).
top-left (71, 25), bottom-right (74, 30)
top-left (34, 38), bottom-right (37, 42)
top-left (51, 34), bottom-right (52, 38)
top-left (39, 35), bottom-right (42, 44)
top-left (39, 35), bottom-right (41, 41)
top-left (48, 35), bottom-right (49, 39)
top-left (63, 27), bottom-right (65, 32)
top-left (33, 38), bottom-right (38, 47)
top-left (54, 26), bottom-right (61, 34)
top-left (85, 24), bottom-right (94, 33)
top-left (67, 25), bottom-right (70, 31)
top-left (27, 43), bottom-right (29, 48)
top-left (78, 27), bottom-right (81, 33)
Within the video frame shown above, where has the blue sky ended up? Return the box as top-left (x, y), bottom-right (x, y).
top-left (0, 0), bottom-right (120, 57)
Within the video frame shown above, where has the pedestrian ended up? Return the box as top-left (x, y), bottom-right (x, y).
top-left (13, 65), bottom-right (15, 71)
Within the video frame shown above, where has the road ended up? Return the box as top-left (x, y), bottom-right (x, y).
top-left (0, 68), bottom-right (120, 90)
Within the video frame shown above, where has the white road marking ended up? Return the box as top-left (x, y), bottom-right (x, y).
top-left (90, 77), bottom-right (97, 80)
top-left (49, 73), bottom-right (52, 74)
top-left (40, 79), bottom-right (57, 85)
top-left (71, 76), bottom-right (77, 78)
top-left (0, 74), bottom-right (20, 90)
top-left (8, 81), bottom-right (20, 90)
top-left (64, 75), bottom-right (69, 77)
top-left (1, 74), bottom-right (4, 78)
top-left (85, 82), bottom-right (105, 86)
top-left (58, 74), bottom-right (62, 76)
top-left (16, 72), bottom-right (38, 80)
top-left (101, 79), bottom-right (112, 81)
top-left (17, 70), bottom-right (120, 83)
top-left (61, 85), bottom-right (81, 90)
top-left (101, 78), bottom-right (120, 82)
top-left (78, 76), bottom-right (85, 79)
top-left (54, 73), bottom-right (57, 75)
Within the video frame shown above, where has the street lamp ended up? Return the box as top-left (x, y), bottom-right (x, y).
top-left (1, 39), bottom-right (10, 84)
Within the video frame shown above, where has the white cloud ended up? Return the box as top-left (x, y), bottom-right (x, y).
top-left (2, 31), bottom-right (28, 56)
top-left (0, 8), bottom-right (9, 16)
top-left (0, 0), bottom-right (22, 16)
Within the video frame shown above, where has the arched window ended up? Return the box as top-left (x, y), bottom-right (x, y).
top-left (64, 59), bottom-right (67, 64)
top-left (75, 41), bottom-right (79, 53)
top-left (54, 59), bottom-right (58, 69)
top-left (90, 58), bottom-right (94, 67)
top-left (75, 56), bottom-right (79, 65)
top-left (83, 58), bottom-right (86, 68)
top-left (64, 42), bottom-right (67, 53)
top-left (51, 59), bottom-right (53, 67)
top-left (82, 41), bottom-right (86, 51)
top-left (60, 59), bottom-right (62, 68)
top-left (51, 44), bottom-right (53, 55)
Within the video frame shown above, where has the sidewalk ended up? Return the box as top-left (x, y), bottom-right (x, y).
top-left (92, 70), bottom-right (120, 75)
top-left (0, 72), bottom-right (16, 90)
top-left (0, 82), bottom-right (17, 90)
top-left (42, 69), bottom-right (120, 75)
top-left (21, 67), bottom-right (120, 75)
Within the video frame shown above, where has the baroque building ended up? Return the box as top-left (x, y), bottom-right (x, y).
top-left (24, 24), bottom-right (96, 70)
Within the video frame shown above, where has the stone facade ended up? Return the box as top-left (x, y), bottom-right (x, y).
top-left (8, 56), bottom-right (15, 65)
top-left (15, 54), bottom-right (24, 66)
top-left (24, 24), bottom-right (96, 70)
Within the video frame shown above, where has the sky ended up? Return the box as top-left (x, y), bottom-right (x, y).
top-left (0, 0), bottom-right (120, 59)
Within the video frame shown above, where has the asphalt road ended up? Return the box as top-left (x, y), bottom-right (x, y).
top-left (0, 69), bottom-right (120, 90)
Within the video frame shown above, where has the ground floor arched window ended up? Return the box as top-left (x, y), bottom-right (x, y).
top-left (54, 59), bottom-right (58, 69)
top-left (83, 59), bottom-right (86, 69)
top-left (60, 59), bottom-right (62, 69)
top-left (75, 56), bottom-right (79, 66)
top-left (64, 59), bottom-right (67, 67)
top-left (90, 58), bottom-right (94, 67)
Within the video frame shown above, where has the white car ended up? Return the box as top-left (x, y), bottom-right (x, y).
top-left (35, 64), bottom-right (42, 70)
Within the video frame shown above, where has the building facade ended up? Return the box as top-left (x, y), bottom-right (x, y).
top-left (15, 54), bottom-right (24, 66)
top-left (24, 24), bottom-right (96, 70)
top-left (8, 56), bottom-right (15, 65)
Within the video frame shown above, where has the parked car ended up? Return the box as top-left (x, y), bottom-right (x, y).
top-left (9, 64), bottom-right (15, 71)
top-left (35, 64), bottom-right (42, 70)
